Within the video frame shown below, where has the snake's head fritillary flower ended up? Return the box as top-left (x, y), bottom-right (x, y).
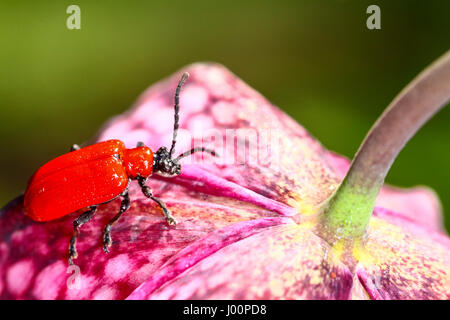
top-left (1, 51), bottom-right (449, 299)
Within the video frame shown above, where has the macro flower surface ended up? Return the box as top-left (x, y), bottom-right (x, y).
top-left (0, 63), bottom-right (449, 299)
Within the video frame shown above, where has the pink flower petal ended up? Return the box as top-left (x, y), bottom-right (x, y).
top-left (146, 223), bottom-right (354, 300)
top-left (356, 207), bottom-right (450, 300)
top-left (0, 182), bottom-right (278, 299)
top-left (127, 216), bottom-right (293, 299)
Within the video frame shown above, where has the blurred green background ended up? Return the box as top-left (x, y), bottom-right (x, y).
top-left (0, 1), bottom-right (449, 230)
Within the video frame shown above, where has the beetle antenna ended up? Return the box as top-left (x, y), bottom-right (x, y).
top-left (169, 72), bottom-right (189, 158)
top-left (175, 147), bottom-right (218, 162)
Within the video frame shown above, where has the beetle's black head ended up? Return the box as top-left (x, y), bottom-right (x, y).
top-left (153, 147), bottom-right (182, 177)
top-left (152, 73), bottom-right (218, 178)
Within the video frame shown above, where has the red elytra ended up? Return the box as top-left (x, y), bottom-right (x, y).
top-left (24, 140), bottom-right (151, 221)
top-left (23, 73), bottom-right (217, 265)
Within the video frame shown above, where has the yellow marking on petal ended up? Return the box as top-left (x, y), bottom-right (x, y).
top-left (289, 198), bottom-right (319, 216)
top-left (330, 241), bottom-right (345, 260)
top-left (295, 220), bottom-right (317, 230)
top-left (353, 243), bottom-right (378, 266)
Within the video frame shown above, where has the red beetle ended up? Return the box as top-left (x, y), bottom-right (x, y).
top-left (23, 73), bottom-right (217, 265)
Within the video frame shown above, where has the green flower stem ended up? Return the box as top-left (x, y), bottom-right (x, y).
top-left (319, 50), bottom-right (450, 245)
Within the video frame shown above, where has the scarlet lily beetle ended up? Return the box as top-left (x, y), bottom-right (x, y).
top-left (23, 73), bottom-right (217, 265)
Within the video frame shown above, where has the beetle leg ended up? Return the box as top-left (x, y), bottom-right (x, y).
top-left (147, 193), bottom-right (177, 225)
top-left (70, 144), bottom-right (80, 152)
top-left (103, 192), bottom-right (131, 253)
top-left (138, 177), bottom-right (177, 225)
top-left (68, 205), bottom-right (98, 265)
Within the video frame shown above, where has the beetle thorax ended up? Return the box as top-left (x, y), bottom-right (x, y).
top-left (123, 146), bottom-right (154, 179)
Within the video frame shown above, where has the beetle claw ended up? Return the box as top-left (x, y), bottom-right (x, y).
top-left (103, 238), bottom-right (111, 253)
top-left (68, 252), bottom-right (77, 265)
top-left (103, 230), bottom-right (112, 253)
top-left (166, 216), bottom-right (177, 226)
